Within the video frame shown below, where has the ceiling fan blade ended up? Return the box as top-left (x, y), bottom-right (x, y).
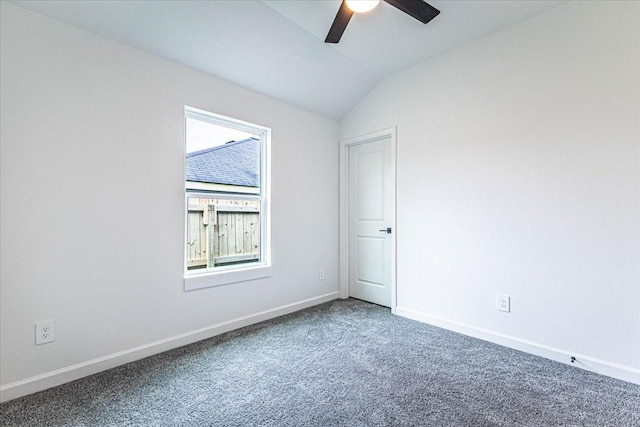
top-left (383, 0), bottom-right (440, 24)
top-left (325, 0), bottom-right (354, 43)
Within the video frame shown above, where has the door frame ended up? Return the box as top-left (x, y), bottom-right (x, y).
top-left (339, 127), bottom-right (397, 313)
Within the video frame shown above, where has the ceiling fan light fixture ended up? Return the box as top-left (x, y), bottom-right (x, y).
top-left (326, 0), bottom-right (439, 44)
top-left (345, 0), bottom-right (380, 14)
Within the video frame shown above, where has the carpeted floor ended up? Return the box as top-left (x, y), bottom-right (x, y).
top-left (1, 298), bottom-right (639, 426)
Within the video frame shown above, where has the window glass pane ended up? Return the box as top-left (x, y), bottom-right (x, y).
top-left (185, 118), bottom-right (261, 195)
top-left (187, 197), bottom-right (261, 270)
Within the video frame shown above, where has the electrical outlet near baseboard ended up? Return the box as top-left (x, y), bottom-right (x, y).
top-left (497, 294), bottom-right (511, 313)
top-left (318, 268), bottom-right (325, 281)
top-left (35, 319), bottom-right (55, 345)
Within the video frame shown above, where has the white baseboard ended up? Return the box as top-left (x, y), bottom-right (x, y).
top-left (396, 306), bottom-right (640, 386)
top-left (0, 292), bottom-right (340, 403)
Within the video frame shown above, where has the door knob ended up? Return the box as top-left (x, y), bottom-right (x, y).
top-left (379, 227), bottom-right (392, 234)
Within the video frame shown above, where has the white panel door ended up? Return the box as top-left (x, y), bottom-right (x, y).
top-left (348, 137), bottom-right (394, 307)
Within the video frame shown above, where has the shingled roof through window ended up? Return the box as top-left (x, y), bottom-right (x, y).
top-left (186, 137), bottom-right (259, 187)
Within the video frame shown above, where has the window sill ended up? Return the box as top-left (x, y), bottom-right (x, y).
top-left (184, 264), bottom-right (272, 291)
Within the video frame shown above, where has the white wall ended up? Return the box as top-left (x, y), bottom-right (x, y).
top-left (0, 2), bottom-right (339, 399)
top-left (341, 1), bottom-right (639, 381)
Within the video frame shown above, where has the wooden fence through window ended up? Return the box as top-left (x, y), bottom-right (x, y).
top-left (187, 198), bottom-right (260, 270)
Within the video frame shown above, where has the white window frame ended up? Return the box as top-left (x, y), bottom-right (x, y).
top-left (183, 107), bottom-right (271, 291)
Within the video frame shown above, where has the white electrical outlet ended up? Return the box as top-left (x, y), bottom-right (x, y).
top-left (35, 319), bottom-right (55, 345)
top-left (318, 268), bottom-right (325, 281)
top-left (497, 294), bottom-right (511, 313)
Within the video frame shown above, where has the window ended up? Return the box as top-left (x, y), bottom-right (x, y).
top-left (184, 107), bottom-right (271, 291)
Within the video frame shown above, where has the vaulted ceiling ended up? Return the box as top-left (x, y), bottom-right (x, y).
top-left (11, 0), bottom-right (569, 119)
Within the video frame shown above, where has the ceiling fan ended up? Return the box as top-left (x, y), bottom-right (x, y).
top-left (325, 0), bottom-right (440, 43)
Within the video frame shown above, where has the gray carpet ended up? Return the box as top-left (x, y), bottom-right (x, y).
top-left (1, 298), bottom-right (639, 426)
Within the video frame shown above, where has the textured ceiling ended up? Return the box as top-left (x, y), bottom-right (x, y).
top-left (11, 0), bottom-right (569, 119)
